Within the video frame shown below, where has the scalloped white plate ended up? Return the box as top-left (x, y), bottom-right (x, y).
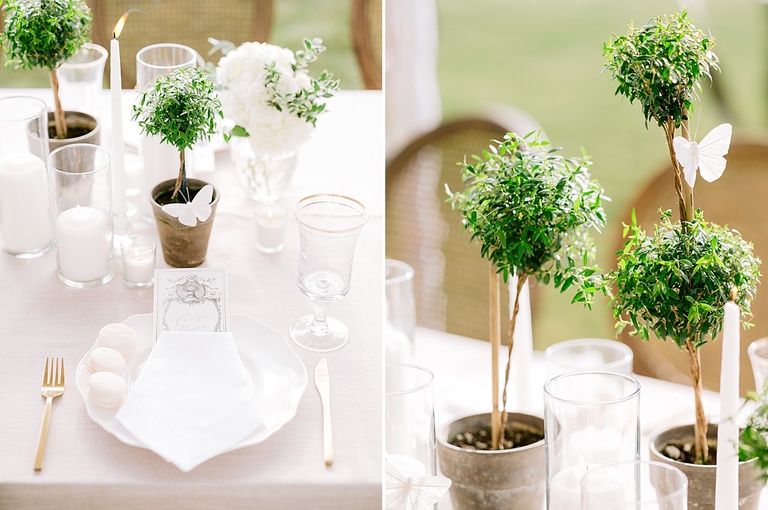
top-left (76, 313), bottom-right (307, 452)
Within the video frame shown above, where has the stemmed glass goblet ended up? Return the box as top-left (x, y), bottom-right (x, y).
top-left (290, 194), bottom-right (368, 352)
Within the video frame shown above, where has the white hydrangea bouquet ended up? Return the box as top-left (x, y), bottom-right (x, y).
top-left (215, 38), bottom-right (340, 156)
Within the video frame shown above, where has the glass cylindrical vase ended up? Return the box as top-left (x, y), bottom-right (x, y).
top-left (544, 371), bottom-right (641, 510)
top-left (135, 43), bottom-right (197, 219)
top-left (385, 364), bottom-right (438, 510)
top-left (230, 136), bottom-right (298, 202)
top-left (0, 96), bottom-right (53, 258)
top-left (58, 43), bottom-right (108, 120)
top-left (48, 144), bottom-right (114, 287)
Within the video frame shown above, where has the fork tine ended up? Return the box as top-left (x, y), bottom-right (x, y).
top-left (42, 357), bottom-right (50, 386)
top-left (58, 358), bottom-right (65, 386)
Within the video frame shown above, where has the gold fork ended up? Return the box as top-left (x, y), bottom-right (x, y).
top-left (34, 357), bottom-right (64, 471)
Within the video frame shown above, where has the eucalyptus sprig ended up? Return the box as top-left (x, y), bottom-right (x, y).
top-left (448, 132), bottom-right (609, 448)
top-left (1, 0), bottom-right (92, 139)
top-left (264, 38), bottom-right (340, 128)
top-left (133, 67), bottom-right (222, 202)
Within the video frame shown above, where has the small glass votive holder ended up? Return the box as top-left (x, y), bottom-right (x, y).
top-left (121, 234), bottom-right (157, 288)
top-left (581, 460), bottom-right (688, 509)
top-left (254, 201), bottom-right (288, 254)
top-left (545, 338), bottom-right (633, 378)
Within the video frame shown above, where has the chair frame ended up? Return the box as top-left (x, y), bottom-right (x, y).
top-left (350, 0), bottom-right (382, 90)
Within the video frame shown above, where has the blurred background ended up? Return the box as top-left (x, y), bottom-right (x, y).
top-left (386, 0), bottom-right (768, 391)
top-left (0, 0), bottom-right (366, 89)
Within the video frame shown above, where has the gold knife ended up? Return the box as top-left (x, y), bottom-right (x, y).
top-left (314, 358), bottom-right (333, 467)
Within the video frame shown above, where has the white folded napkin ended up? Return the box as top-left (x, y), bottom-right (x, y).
top-left (116, 331), bottom-right (263, 471)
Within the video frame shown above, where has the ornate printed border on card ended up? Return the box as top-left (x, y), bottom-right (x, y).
top-left (153, 268), bottom-right (228, 340)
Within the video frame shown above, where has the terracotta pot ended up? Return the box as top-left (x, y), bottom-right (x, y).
top-left (437, 413), bottom-right (545, 510)
top-left (150, 179), bottom-right (219, 268)
top-left (649, 423), bottom-right (765, 509)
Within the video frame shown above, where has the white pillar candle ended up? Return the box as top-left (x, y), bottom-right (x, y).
top-left (716, 298), bottom-right (740, 509)
top-left (567, 426), bottom-right (623, 466)
top-left (255, 204), bottom-right (287, 253)
top-left (123, 250), bottom-right (155, 284)
top-left (55, 206), bottom-right (110, 282)
top-left (0, 153), bottom-right (52, 253)
top-left (110, 36), bottom-right (128, 216)
top-left (581, 466), bottom-right (628, 510)
top-left (549, 464), bottom-right (587, 510)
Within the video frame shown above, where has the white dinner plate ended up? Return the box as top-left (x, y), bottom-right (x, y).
top-left (76, 313), bottom-right (307, 452)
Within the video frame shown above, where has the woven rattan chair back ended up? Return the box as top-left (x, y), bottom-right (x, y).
top-left (615, 139), bottom-right (768, 394)
top-left (88, 0), bottom-right (272, 88)
top-left (386, 108), bottom-right (544, 341)
top-left (350, 0), bottom-right (382, 90)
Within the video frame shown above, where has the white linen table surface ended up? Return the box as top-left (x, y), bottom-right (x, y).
top-left (411, 326), bottom-right (768, 509)
top-left (0, 89), bottom-right (383, 510)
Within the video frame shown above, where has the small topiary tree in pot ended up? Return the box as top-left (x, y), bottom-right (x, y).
top-left (1, 0), bottom-right (93, 141)
top-left (132, 67), bottom-right (222, 268)
top-left (604, 13), bottom-right (763, 507)
top-left (438, 131), bottom-right (608, 510)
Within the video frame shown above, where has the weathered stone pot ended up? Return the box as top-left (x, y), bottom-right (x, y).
top-left (649, 423), bottom-right (764, 509)
top-left (150, 178), bottom-right (219, 268)
top-left (438, 412), bottom-right (546, 510)
top-left (27, 111), bottom-right (100, 158)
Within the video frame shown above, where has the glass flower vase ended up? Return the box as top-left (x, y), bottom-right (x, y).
top-left (230, 137), bottom-right (298, 202)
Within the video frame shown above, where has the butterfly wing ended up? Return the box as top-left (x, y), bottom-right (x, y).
top-left (673, 136), bottom-right (699, 188)
top-left (410, 476), bottom-right (452, 508)
top-left (162, 203), bottom-right (198, 227)
top-left (696, 123), bottom-right (732, 183)
top-left (189, 184), bottom-right (214, 223)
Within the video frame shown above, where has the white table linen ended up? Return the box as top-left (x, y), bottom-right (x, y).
top-left (0, 89), bottom-right (383, 509)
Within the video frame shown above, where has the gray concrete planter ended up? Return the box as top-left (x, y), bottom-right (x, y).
top-left (438, 413), bottom-right (545, 510)
top-left (649, 423), bottom-right (764, 509)
top-left (151, 179), bottom-right (219, 268)
top-left (27, 111), bottom-right (100, 157)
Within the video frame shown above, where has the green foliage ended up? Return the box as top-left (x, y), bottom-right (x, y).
top-left (603, 9), bottom-right (719, 128)
top-left (264, 38), bottom-right (340, 128)
top-left (133, 67), bottom-right (222, 199)
top-left (740, 382), bottom-right (768, 475)
top-left (611, 209), bottom-right (760, 348)
top-left (1, 0), bottom-right (92, 71)
top-left (133, 67), bottom-right (222, 153)
top-left (447, 132), bottom-right (608, 308)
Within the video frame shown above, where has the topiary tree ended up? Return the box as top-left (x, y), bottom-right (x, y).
top-left (132, 67), bottom-right (222, 204)
top-left (448, 131), bottom-right (608, 449)
top-left (604, 10), bottom-right (761, 464)
top-left (1, 0), bottom-right (92, 139)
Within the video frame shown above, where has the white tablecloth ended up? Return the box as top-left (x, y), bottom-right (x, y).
top-left (410, 326), bottom-right (767, 509)
top-left (0, 89), bottom-right (383, 509)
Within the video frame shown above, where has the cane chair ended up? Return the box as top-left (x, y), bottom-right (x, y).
top-left (386, 106), bottom-right (545, 341)
top-left (616, 139), bottom-right (768, 394)
top-left (87, 0), bottom-right (273, 88)
top-left (350, 0), bottom-right (382, 90)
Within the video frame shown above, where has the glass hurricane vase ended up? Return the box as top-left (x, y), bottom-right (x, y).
top-left (230, 137), bottom-right (298, 202)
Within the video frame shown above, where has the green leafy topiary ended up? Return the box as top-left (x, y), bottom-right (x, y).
top-left (603, 9), bottom-right (719, 130)
top-left (604, 10), bottom-right (761, 465)
top-left (1, 0), bottom-right (92, 139)
top-left (448, 131), bottom-right (608, 448)
top-left (132, 67), bottom-right (222, 202)
top-left (613, 209), bottom-right (759, 349)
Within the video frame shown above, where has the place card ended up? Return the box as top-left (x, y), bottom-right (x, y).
top-left (153, 268), bottom-right (228, 340)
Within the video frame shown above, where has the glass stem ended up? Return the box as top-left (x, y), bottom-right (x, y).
top-left (310, 302), bottom-right (331, 336)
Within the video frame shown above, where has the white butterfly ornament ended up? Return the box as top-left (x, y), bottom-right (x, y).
top-left (161, 184), bottom-right (214, 227)
top-left (385, 455), bottom-right (451, 510)
top-left (673, 123), bottom-right (732, 188)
